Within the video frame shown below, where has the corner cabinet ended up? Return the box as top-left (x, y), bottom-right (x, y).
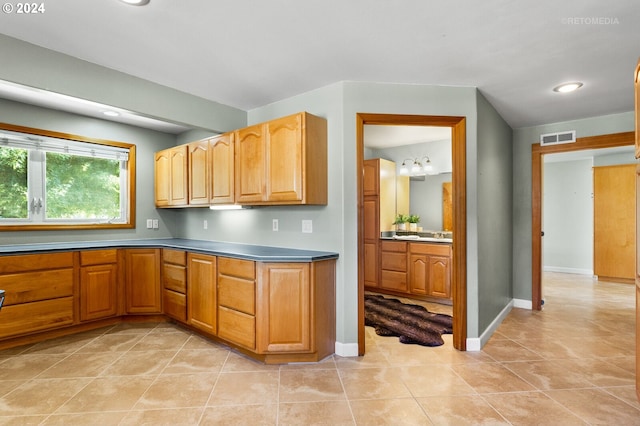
top-left (235, 112), bottom-right (328, 205)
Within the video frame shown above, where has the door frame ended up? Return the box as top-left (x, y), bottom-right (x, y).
top-left (531, 131), bottom-right (635, 310)
top-left (357, 113), bottom-right (467, 353)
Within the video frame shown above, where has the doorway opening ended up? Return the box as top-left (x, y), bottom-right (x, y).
top-left (531, 131), bottom-right (635, 309)
top-left (356, 113), bottom-right (467, 354)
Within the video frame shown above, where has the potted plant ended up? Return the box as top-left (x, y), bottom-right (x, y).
top-left (408, 214), bottom-right (420, 232)
top-left (393, 214), bottom-right (410, 231)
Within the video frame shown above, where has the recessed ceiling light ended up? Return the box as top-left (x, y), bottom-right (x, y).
top-left (103, 111), bottom-right (120, 117)
top-left (119, 0), bottom-right (149, 5)
top-left (553, 82), bottom-right (583, 93)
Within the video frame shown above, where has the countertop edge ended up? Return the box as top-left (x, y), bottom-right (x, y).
top-left (0, 239), bottom-right (339, 263)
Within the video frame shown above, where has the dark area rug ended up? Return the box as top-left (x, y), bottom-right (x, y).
top-left (365, 294), bottom-right (453, 346)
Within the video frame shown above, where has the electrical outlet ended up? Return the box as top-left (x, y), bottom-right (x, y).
top-left (302, 220), bottom-right (313, 233)
top-left (272, 219), bottom-right (279, 231)
top-left (146, 219), bottom-right (153, 229)
top-left (152, 219), bottom-right (159, 229)
top-left (203, 220), bottom-right (208, 230)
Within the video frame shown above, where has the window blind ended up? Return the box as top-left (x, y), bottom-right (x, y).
top-left (0, 130), bottom-right (129, 161)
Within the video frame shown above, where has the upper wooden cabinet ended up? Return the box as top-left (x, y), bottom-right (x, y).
top-left (235, 112), bottom-right (327, 205)
top-left (155, 145), bottom-right (188, 207)
top-left (635, 58), bottom-right (640, 158)
top-left (187, 140), bottom-right (210, 206)
top-left (210, 133), bottom-right (235, 204)
top-left (155, 112), bottom-right (327, 208)
top-left (235, 123), bottom-right (266, 204)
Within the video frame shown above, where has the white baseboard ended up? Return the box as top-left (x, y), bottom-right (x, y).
top-left (335, 341), bottom-right (359, 357)
top-left (543, 266), bottom-right (593, 275)
top-left (513, 298), bottom-right (532, 309)
top-left (466, 299), bottom-right (514, 351)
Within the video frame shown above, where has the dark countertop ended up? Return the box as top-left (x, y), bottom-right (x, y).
top-left (0, 238), bottom-right (339, 263)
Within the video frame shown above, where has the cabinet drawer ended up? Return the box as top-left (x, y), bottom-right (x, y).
top-left (218, 306), bottom-right (255, 349)
top-left (163, 289), bottom-right (187, 323)
top-left (409, 243), bottom-right (451, 257)
top-left (218, 257), bottom-right (255, 280)
top-left (380, 252), bottom-right (407, 272)
top-left (218, 275), bottom-right (255, 315)
top-left (0, 269), bottom-right (74, 305)
top-left (380, 270), bottom-right (408, 292)
top-left (0, 297), bottom-right (74, 339)
top-left (380, 241), bottom-right (407, 253)
top-left (163, 263), bottom-right (187, 293)
top-left (0, 252), bottom-right (74, 274)
top-left (162, 249), bottom-right (187, 266)
top-left (80, 249), bottom-right (118, 266)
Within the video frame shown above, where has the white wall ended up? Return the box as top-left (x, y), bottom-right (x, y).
top-left (543, 159), bottom-right (593, 274)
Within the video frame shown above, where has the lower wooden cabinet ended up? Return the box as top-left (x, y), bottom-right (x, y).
top-left (0, 247), bottom-right (337, 365)
top-left (162, 249), bottom-right (187, 322)
top-left (125, 249), bottom-right (162, 314)
top-left (370, 241), bottom-right (453, 302)
top-left (380, 241), bottom-right (408, 292)
top-left (80, 250), bottom-right (118, 321)
top-left (0, 252), bottom-right (75, 339)
top-left (217, 257), bottom-right (256, 349)
top-left (257, 263), bottom-right (311, 353)
top-left (187, 252), bottom-right (217, 334)
top-left (256, 260), bottom-right (336, 362)
top-left (409, 243), bottom-right (452, 300)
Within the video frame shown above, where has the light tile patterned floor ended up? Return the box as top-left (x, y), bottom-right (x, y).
top-left (0, 272), bottom-right (637, 425)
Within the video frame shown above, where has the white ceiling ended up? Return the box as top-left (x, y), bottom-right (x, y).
top-left (364, 125), bottom-right (451, 149)
top-left (0, 0), bottom-right (638, 129)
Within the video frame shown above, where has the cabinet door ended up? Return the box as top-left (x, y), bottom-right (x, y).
top-left (409, 253), bottom-right (428, 295)
top-left (188, 140), bottom-right (210, 205)
top-left (125, 249), bottom-right (161, 313)
top-left (187, 253), bottom-right (217, 334)
top-left (170, 146), bottom-right (188, 206)
top-left (363, 242), bottom-right (378, 288)
top-left (635, 58), bottom-right (640, 158)
top-left (428, 255), bottom-right (451, 299)
top-left (80, 264), bottom-right (118, 321)
top-left (154, 150), bottom-right (170, 207)
top-left (266, 114), bottom-right (303, 202)
top-left (210, 133), bottom-right (235, 204)
top-left (235, 123), bottom-right (265, 203)
top-left (257, 263), bottom-right (310, 353)
top-left (363, 159), bottom-right (379, 196)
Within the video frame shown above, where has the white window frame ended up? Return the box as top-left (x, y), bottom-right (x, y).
top-left (0, 122), bottom-right (136, 231)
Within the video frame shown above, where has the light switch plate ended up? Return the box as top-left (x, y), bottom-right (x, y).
top-left (302, 220), bottom-right (312, 233)
top-left (272, 219), bottom-right (279, 231)
top-left (152, 219), bottom-right (159, 229)
top-left (146, 219), bottom-right (153, 229)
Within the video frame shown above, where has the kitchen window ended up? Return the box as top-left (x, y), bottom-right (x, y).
top-left (0, 123), bottom-right (135, 230)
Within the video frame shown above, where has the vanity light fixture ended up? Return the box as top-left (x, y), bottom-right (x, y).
top-left (553, 82), bottom-right (583, 93)
top-left (119, 0), bottom-right (150, 5)
top-left (399, 157), bottom-right (436, 177)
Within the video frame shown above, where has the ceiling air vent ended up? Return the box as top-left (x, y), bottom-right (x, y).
top-left (540, 130), bottom-right (576, 146)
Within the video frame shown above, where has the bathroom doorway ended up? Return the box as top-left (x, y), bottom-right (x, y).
top-left (356, 113), bottom-right (467, 354)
